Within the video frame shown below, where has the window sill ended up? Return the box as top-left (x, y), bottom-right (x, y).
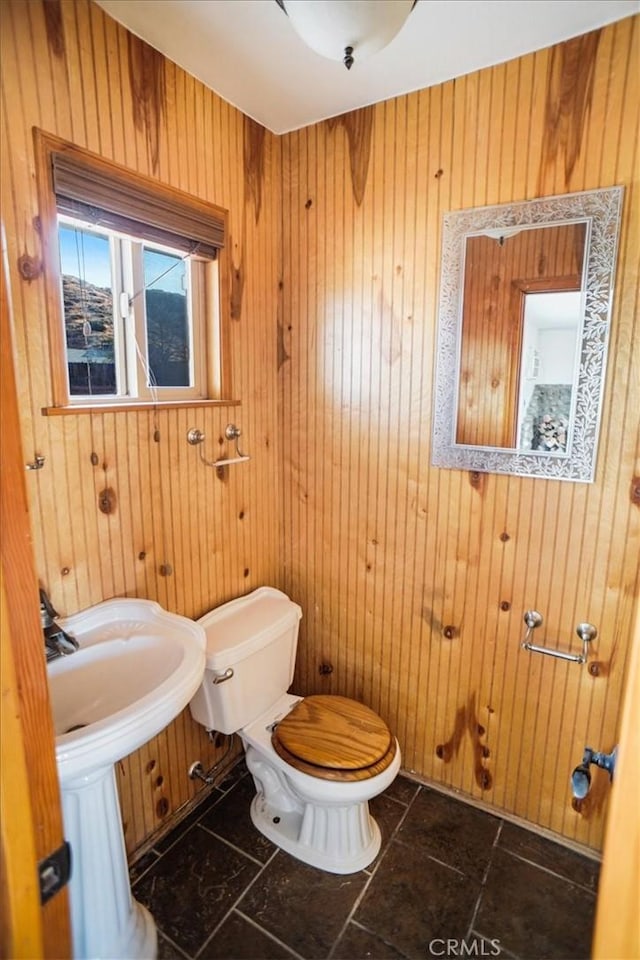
top-left (42, 398), bottom-right (241, 416)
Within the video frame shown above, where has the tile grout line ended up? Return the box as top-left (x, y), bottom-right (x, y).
top-left (155, 928), bottom-right (192, 960)
top-left (464, 819), bottom-right (504, 941)
top-left (194, 846), bottom-right (282, 959)
top-left (132, 781), bottom-right (234, 874)
top-left (235, 907), bottom-right (307, 960)
top-left (196, 820), bottom-right (274, 868)
top-left (466, 820), bottom-right (523, 959)
top-left (497, 846), bottom-right (599, 895)
top-left (326, 786), bottom-right (422, 959)
top-left (130, 774), bottom-right (253, 889)
top-left (347, 918), bottom-right (413, 959)
top-left (468, 927), bottom-right (521, 960)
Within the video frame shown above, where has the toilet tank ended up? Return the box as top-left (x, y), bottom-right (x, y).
top-left (189, 587), bottom-right (302, 734)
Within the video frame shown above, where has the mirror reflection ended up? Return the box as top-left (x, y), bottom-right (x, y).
top-left (516, 290), bottom-right (581, 452)
top-left (456, 222), bottom-right (586, 451)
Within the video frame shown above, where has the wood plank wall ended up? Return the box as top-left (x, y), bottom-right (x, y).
top-left (0, 0), bottom-right (282, 855)
top-left (280, 17), bottom-right (639, 852)
top-left (0, 1), bottom-right (637, 860)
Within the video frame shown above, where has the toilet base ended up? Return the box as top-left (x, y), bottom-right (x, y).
top-left (244, 739), bottom-right (386, 874)
top-left (249, 789), bottom-right (381, 874)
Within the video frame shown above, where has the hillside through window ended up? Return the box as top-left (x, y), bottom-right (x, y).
top-left (58, 217), bottom-right (203, 401)
top-left (35, 129), bottom-right (230, 409)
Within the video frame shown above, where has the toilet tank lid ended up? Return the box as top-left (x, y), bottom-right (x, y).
top-left (198, 587), bottom-right (302, 669)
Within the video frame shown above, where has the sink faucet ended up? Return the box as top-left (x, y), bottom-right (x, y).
top-left (40, 588), bottom-right (79, 661)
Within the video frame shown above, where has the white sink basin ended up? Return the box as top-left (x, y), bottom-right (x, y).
top-left (46, 597), bottom-right (206, 960)
top-left (48, 597), bottom-right (205, 783)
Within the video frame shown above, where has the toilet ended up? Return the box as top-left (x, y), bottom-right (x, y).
top-left (189, 586), bottom-right (401, 874)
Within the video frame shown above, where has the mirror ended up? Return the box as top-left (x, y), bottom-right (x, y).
top-left (432, 187), bottom-right (624, 482)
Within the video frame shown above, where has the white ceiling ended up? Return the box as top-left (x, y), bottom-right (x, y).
top-left (96, 0), bottom-right (639, 134)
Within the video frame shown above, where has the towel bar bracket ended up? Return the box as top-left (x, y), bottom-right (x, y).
top-left (521, 610), bottom-right (596, 664)
top-left (187, 424), bottom-right (250, 471)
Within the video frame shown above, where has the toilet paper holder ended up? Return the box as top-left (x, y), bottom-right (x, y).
top-left (521, 610), bottom-right (596, 665)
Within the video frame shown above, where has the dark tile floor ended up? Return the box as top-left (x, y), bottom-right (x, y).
top-left (131, 763), bottom-right (599, 960)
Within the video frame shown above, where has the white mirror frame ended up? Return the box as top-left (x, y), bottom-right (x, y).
top-left (431, 187), bottom-right (624, 482)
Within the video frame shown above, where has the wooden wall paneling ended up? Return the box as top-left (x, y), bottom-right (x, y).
top-left (3, 0), bottom-right (637, 863)
top-left (486, 61), bottom-right (507, 204)
top-left (2, 0), bottom-right (282, 859)
top-left (281, 17), bottom-right (639, 851)
top-left (524, 48), bottom-right (548, 198)
top-left (476, 477), bottom-right (512, 803)
top-left (402, 88), bottom-right (429, 774)
top-left (101, 11), bottom-right (124, 162)
top-left (399, 92), bottom-right (426, 767)
top-left (134, 411), bottom-right (155, 602)
top-left (501, 479), bottom-right (544, 815)
top-left (387, 92), bottom-right (414, 745)
top-left (3, 31), bottom-right (64, 608)
top-left (166, 408), bottom-right (186, 614)
top-left (74, 2), bottom-right (101, 154)
top-left (303, 123), bottom-right (321, 691)
top-left (352, 112), bottom-right (375, 706)
top-left (61, 1), bottom-right (87, 148)
top-left (1, 166), bottom-right (72, 957)
top-left (121, 413), bottom-right (145, 601)
top-left (204, 409), bottom-right (223, 612)
top-left (384, 94), bottom-right (410, 735)
top-left (294, 124), bottom-right (312, 693)
top-left (87, 0), bottom-right (113, 159)
top-left (334, 115), bottom-right (352, 700)
top-left (109, 413), bottom-right (133, 599)
top-left (282, 130), bottom-right (299, 667)
top-left (0, 9), bottom-right (43, 446)
top-left (413, 80), bottom-right (444, 779)
top-left (82, 417), bottom-right (106, 607)
top-left (84, 414), bottom-right (109, 603)
top-left (452, 74), bottom-right (493, 797)
top-left (58, 415), bottom-right (83, 611)
top-left (485, 476), bottom-right (519, 809)
top-left (431, 74), bottom-right (464, 789)
top-left (568, 17), bottom-right (639, 847)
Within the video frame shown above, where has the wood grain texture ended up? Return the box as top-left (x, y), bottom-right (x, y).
top-left (1, 215), bottom-right (71, 955)
top-left (1, 1), bottom-right (637, 862)
top-left (1, 572), bottom-right (44, 959)
top-left (274, 694), bottom-right (392, 769)
top-left (593, 604), bottom-right (640, 959)
top-left (280, 18), bottom-right (639, 853)
top-left (0, 0), bottom-right (280, 856)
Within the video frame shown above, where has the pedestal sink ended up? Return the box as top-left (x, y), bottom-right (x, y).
top-left (47, 598), bottom-right (206, 960)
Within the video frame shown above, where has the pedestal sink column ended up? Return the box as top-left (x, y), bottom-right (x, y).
top-left (61, 763), bottom-right (156, 959)
top-left (47, 598), bottom-right (206, 958)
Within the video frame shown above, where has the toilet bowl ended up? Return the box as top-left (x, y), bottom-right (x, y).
top-left (189, 587), bottom-right (401, 873)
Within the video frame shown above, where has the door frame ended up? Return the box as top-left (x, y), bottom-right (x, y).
top-left (0, 232), bottom-right (71, 957)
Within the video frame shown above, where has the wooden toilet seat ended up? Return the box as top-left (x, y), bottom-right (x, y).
top-left (271, 695), bottom-right (397, 782)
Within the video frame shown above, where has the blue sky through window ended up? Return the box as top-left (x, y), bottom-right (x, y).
top-left (58, 222), bottom-right (186, 296)
top-left (59, 224), bottom-right (111, 288)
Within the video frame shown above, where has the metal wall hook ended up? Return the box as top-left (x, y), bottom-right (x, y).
top-left (187, 423), bottom-right (250, 470)
top-left (521, 610), bottom-right (596, 664)
top-left (26, 454), bottom-right (46, 471)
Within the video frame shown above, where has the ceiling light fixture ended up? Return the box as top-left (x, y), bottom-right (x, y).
top-left (275, 0), bottom-right (418, 70)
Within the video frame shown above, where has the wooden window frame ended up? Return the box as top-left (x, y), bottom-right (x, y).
top-left (33, 128), bottom-right (233, 411)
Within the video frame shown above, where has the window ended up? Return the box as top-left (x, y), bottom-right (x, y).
top-left (34, 130), bottom-right (230, 408)
top-left (58, 217), bottom-right (208, 401)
